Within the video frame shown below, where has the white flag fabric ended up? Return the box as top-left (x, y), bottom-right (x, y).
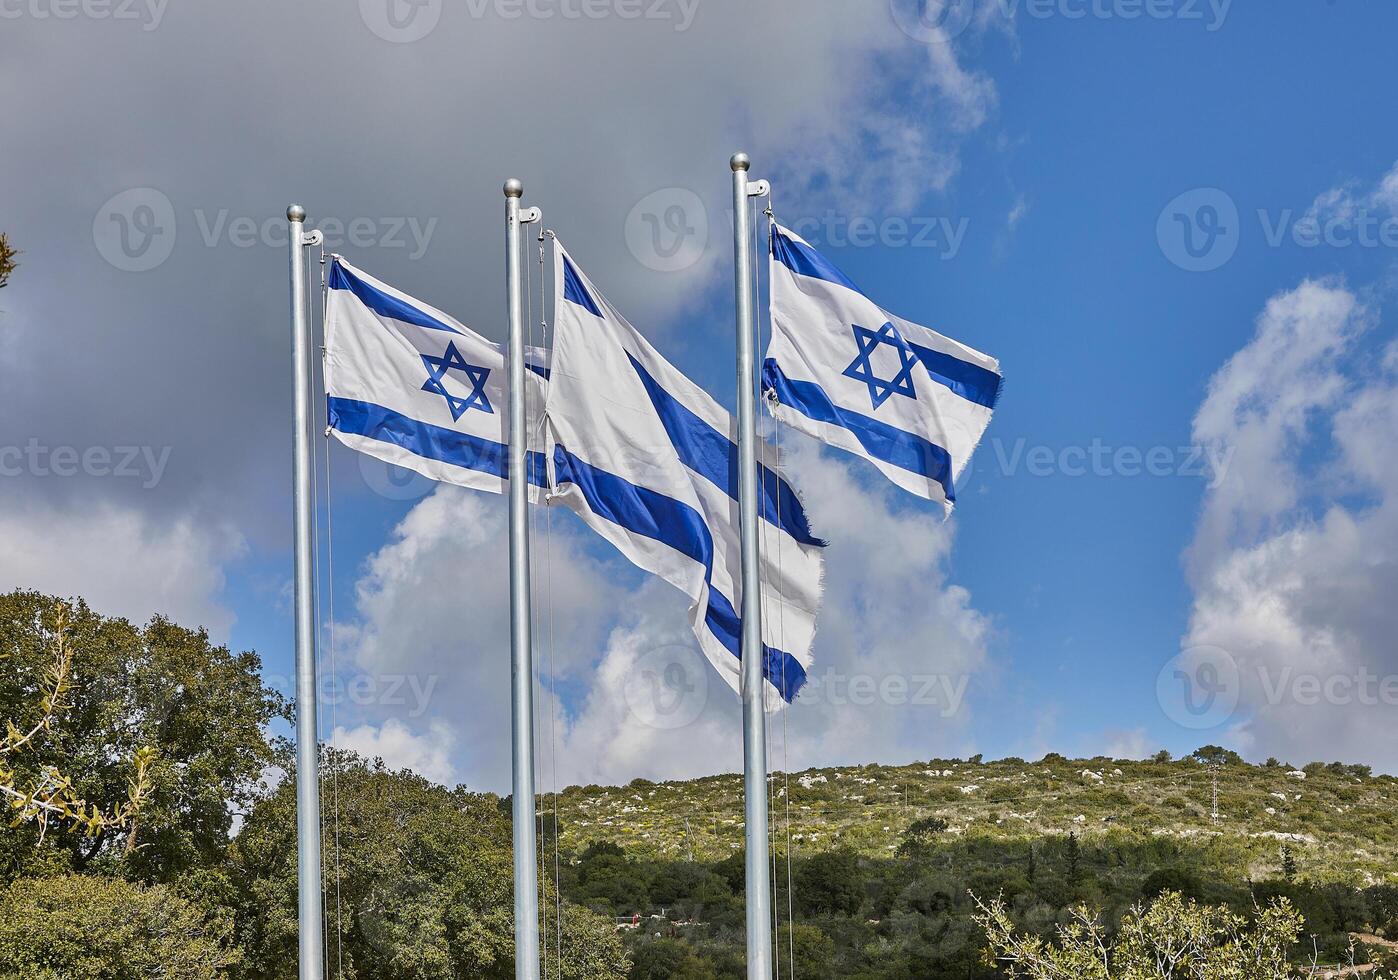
top-left (324, 255), bottom-right (549, 499)
top-left (544, 240), bottom-right (824, 708)
top-left (764, 222), bottom-right (1001, 510)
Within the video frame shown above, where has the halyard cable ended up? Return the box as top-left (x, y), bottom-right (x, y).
top-left (749, 199), bottom-right (786, 980)
top-left (767, 205), bottom-right (798, 980)
top-left (525, 240), bottom-right (549, 980)
top-left (542, 234), bottom-right (565, 976)
top-left (318, 243), bottom-right (347, 980)
top-left (306, 244), bottom-right (333, 975)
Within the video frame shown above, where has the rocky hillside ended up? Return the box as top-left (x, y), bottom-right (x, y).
top-left (547, 752), bottom-right (1396, 885)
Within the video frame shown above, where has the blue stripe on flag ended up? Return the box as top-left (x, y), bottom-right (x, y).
top-left (625, 353), bottom-right (824, 549)
top-left (908, 343), bottom-right (1002, 411)
top-left (770, 228), bottom-right (1002, 410)
top-left (561, 255), bottom-right (604, 317)
top-left (328, 260), bottom-right (463, 336)
top-left (328, 396), bottom-right (547, 487)
top-left (762, 359), bottom-right (956, 503)
top-left (552, 446), bottom-right (808, 702)
top-left (770, 225), bottom-right (861, 294)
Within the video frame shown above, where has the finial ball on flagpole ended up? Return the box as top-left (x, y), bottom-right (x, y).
top-left (730, 153), bottom-right (750, 172)
top-left (287, 204), bottom-right (306, 222)
top-left (503, 178), bottom-right (524, 198)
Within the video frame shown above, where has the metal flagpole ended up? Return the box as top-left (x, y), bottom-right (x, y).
top-left (730, 153), bottom-right (773, 980)
top-left (504, 178), bottom-right (543, 980)
top-left (287, 204), bottom-right (325, 980)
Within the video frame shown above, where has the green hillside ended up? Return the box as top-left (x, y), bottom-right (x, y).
top-left (547, 750), bottom-right (1398, 977)
top-left (551, 751), bottom-right (1395, 885)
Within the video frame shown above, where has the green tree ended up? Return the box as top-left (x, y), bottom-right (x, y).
top-left (778, 923), bottom-right (836, 980)
top-left (0, 873), bottom-right (240, 979)
top-left (897, 816), bottom-right (949, 859)
top-left (795, 849), bottom-right (865, 917)
top-left (975, 890), bottom-right (1343, 979)
top-left (629, 938), bottom-right (716, 980)
top-left (0, 591), bottom-right (286, 882)
top-left (0, 601), bottom-right (154, 843)
top-left (1193, 745), bottom-right (1243, 766)
top-left (229, 750), bottom-right (627, 980)
top-left (0, 234), bottom-right (16, 288)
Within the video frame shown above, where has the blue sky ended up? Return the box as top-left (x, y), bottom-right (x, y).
top-left (4, 0), bottom-right (1398, 788)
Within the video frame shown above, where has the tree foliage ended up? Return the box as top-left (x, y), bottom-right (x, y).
top-left (228, 750), bottom-right (628, 980)
top-left (0, 233), bottom-right (16, 288)
top-left (1, 601), bottom-right (154, 840)
top-left (0, 873), bottom-right (241, 980)
top-left (0, 590), bottom-right (286, 882)
top-left (974, 890), bottom-right (1384, 979)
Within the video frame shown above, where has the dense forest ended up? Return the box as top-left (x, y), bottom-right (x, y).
top-left (4, 589), bottom-right (1397, 978)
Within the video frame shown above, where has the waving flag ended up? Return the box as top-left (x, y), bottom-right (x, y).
top-left (544, 241), bottom-right (824, 708)
top-left (764, 223), bottom-right (1001, 510)
top-left (324, 256), bottom-right (549, 498)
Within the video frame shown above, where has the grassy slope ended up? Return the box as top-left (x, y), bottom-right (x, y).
top-left (549, 756), bottom-right (1398, 885)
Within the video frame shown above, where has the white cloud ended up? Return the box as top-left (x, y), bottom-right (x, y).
top-left (339, 443), bottom-right (997, 792)
top-left (1182, 279), bottom-right (1398, 770)
top-left (1305, 159), bottom-right (1398, 225)
top-left (0, 498), bottom-right (243, 638)
top-left (331, 718), bottom-right (460, 787)
top-left (1100, 728), bottom-right (1153, 762)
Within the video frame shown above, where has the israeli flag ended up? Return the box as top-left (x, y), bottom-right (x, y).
top-left (323, 255), bottom-right (549, 499)
top-left (764, 223), bottom-right (1001, 510)
top-left (544, 240), bottom-right (824, 708)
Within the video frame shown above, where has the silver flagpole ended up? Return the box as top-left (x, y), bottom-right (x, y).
top-left (504, 178), bottom-right (543, 980)
top-left (287, 204), bottom-right (325, 980)
top-left (730, 153), bottom-right (773, 980)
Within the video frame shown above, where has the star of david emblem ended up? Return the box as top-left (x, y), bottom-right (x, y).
top-left (843, 321), bottom-right (920, 410)
top-left (421, 341), bottom-right (493, 421)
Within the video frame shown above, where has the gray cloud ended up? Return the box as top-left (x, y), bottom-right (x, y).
top-left (1182, 279), bottom-right (1398, 770)
top-left (0, 0), bottom-right (996, 622)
